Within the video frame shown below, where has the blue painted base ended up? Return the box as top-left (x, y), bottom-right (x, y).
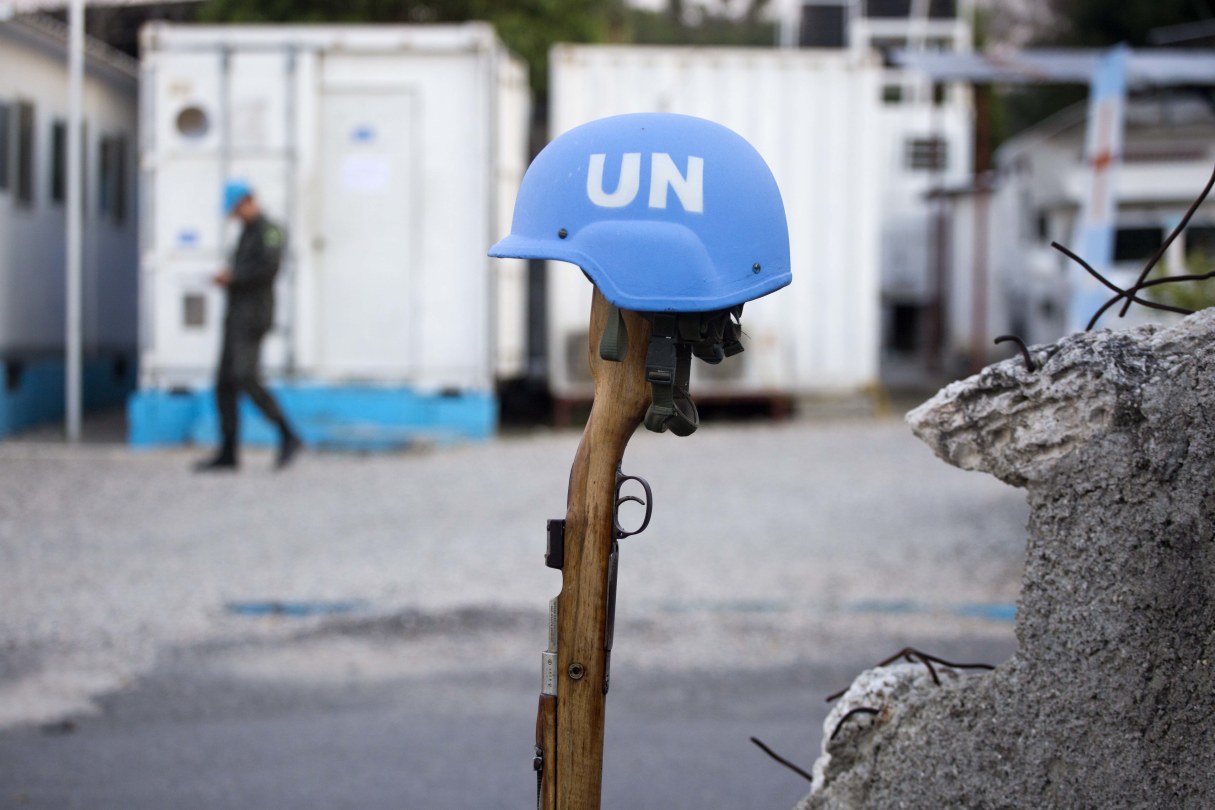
top-left (0, 354), bottom-right (135, 438)
top-left (127, 383), bottom-right (497, 450)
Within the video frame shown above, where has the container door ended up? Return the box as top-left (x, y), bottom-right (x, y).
top-left (316, 90), bottom-right (415, 378)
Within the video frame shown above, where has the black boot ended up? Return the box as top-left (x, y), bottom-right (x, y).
top-left (275, 430), bottom-right (302, 470)
top-left (195, 439), bottom-right (238, 472)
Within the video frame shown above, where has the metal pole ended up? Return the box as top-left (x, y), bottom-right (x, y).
top-left (66, 0), bottom-right (84, 441)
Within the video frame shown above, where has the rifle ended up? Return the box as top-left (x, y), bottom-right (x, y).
top-left (534, 289), bottom-right (654, 810)
top-left (491, 113), bottom-right (793, 810)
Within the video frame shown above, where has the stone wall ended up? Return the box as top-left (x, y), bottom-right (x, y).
top-left (801, 311), bottom-right (1215, 809)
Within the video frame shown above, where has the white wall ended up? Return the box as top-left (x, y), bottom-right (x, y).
top-left (139, 23), bottom-right (528, 392)
top-left (990, 96), bottom-right (1215, 346)
top-left (0, 19), bottom-right (138, 356)
top-left (548, 44), bottom-right (886, 398)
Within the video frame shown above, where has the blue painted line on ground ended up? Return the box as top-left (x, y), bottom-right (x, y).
top-left (644, 598), bottom-right (1016, 622)
top-left (953, 602), bottom-right (1018, 622)
top-left (224, 600), bottom-right (369, 618)
top-left (848, 599), bottom-right (1017, 623)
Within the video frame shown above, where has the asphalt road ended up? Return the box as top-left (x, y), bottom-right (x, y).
top-left (0, 412), bottom-right (1027, 809)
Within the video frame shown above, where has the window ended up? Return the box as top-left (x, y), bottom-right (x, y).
top-left (905, 137), bottom-right (947, 170)
top-left (882, 84), bottom-right (904, 104)
top-left (0, 103), bottom-right (10, 192)
top-left (51, 120), bottom-right (66, 204)
top-left (865, 0), bottom-right (911, 18)
top-left (871, 37), bottom-right (907, 67)
top-left (1036, 212), bottom-right (1050, 241)
top-left (888, 304), bottom-right (921, 353)
top-left (928, 0), bottom-right (957, 18)
top-left (99, 134), bottom-right (128, 226)
top-left (49, 121), bottom-right (89, 213)
top-left (866, 0), bottom-right (955, 19)
top-left (800, 4), bottom-right (847, 48)
top-left (1113, 227), bottom-right (1164, 263)
top-left (183, 293), bottom-right (207, 328)
top-left (15, 100), bottom-right (34, 207)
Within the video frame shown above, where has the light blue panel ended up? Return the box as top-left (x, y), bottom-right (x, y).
top-left (1, 355), bottom-right (136, 438)
top-left (127, 390), bottom-right (202, 447)
top-left (128, 383), bottom-right (497, 450)
top-left (0, 360), bottom-right (64, 436)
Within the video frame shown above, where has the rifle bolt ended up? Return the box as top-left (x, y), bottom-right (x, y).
top-left (568, 662), bottom-right (586, 680)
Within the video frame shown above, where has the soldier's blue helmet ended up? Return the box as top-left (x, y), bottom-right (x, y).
top-left (489, 113), bottom-right (790, 313)
top-left (222, 178), bottom-right (253, 215)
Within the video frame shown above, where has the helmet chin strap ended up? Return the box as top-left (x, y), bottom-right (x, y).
top-left (599, 304), bottom-right (744, 437)
top-left (642, 315), bottom-right (699, 436)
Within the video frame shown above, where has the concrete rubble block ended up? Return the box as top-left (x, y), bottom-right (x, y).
top-left (800, 310), bottom-right (1215, 810)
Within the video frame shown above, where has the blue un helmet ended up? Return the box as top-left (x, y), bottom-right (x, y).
top-left (490, 112), bottom-right (790, 312)
top-left (489, 112), bottom-right (792, 435)
top-left (222, 178), bottom-right (253, 215)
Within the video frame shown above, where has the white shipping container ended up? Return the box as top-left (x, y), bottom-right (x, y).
top-left (546, 44), bottom-right (885, 402)
top-left (138, 22), bottom-right (529, 397)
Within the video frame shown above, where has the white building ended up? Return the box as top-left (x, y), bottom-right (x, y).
top-left (0, 13), bottom-right (139, 437)
top-left (540, 2), bottom-right (976, 410)
top-left (867, 46), bottom-right (1215, 373)
top-left (773, 0), bottom-right (976, 385)
top-left (957, 93), bottom-right (1215, 361)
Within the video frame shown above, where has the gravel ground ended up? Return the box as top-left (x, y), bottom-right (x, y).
top-left (0, 412), bottom-right (1028, 730)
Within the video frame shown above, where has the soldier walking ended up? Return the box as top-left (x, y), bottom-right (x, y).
top-left (196, 180), bottom-right (301, 471)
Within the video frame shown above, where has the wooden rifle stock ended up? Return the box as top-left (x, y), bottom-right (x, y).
top-left (537, 289), bottom-right (653, 810)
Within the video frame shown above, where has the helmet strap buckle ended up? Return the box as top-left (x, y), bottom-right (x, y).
top-left (597, 305), bottom-right (745, 437)
top-left (641, 315), bottom-right (698, 436)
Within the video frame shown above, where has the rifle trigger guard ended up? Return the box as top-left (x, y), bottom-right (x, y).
top-left (613, 468), bottom-right (653, 539)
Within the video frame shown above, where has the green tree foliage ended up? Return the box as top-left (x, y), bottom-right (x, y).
top-left (1035, 0), bottom-right (1215, 47)
top-left (625, 0), bottom-right (775, 47)
top-left (197, 1), bottom-right (777, 101)
top-left (1148, 253), bottom-right (1215, 313)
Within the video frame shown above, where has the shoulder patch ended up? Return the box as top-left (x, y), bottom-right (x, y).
top-left (263, 226), bottom-right (283, 248)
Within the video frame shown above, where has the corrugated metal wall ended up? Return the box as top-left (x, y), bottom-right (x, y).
top-left (547, 45), bottom-right (885, 400)
top-left (138, 23), bottom-right (528, 393)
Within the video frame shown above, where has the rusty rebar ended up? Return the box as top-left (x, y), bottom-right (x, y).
top-left (1049, 160), bottom-right (1215, 330)
top-left (830, 707), bottom-right (882, 740)
top-left (826, 647), bottom-right (996, 702)
top-left (1050, 241), bottom-right (1194, 331)
top-left (994, 335), bottom-right (1036, 372)
top-left (1117, 161), bottom-right (1215, 318)
top-left (749, 736), bottom-right (814, 783)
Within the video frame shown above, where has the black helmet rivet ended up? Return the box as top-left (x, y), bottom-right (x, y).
top-left (752, 263), bottom-right (761, 273)
top-left (558, 228), bottom-right (568, 239)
